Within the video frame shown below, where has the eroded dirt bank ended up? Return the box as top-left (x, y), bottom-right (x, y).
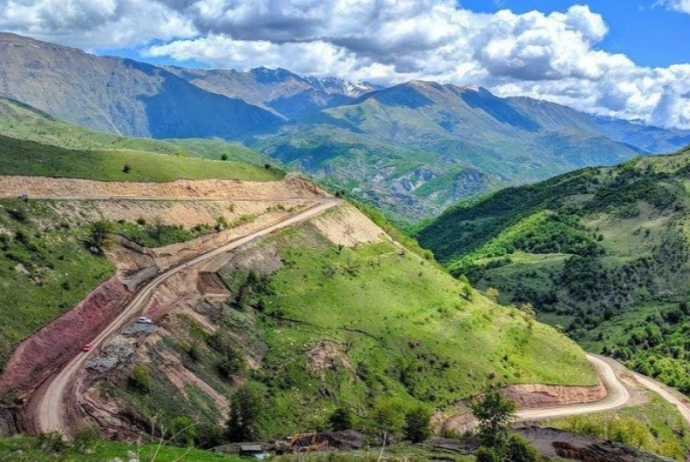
top-left (0, 278), bottom-right (130, 401)
top-left (0, 173), bottom-right (327, 200)
top-left (503, 381), bottom-right (607, 408)
top-left (433, 380), bottom-right (608, 435)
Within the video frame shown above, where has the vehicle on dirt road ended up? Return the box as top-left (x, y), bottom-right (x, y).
top-left (137, 316), bottom-right (153, 324)
top-left (82, 343), bottom-right (92, 352)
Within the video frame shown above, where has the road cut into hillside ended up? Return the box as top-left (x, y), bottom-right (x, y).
top-left (28, 198), bottom-right (340, 438)
top-left (516, 355), bottom-right (630, 421)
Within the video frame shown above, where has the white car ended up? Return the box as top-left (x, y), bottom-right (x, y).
top-left (137, 316), bottom-right (153, 324)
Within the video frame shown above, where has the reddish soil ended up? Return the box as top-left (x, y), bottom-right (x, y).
top-left (0, 278), bottom-right (130, 400)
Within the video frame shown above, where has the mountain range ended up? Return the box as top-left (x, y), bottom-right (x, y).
top-left (2, 32), bottom-right (690, 220)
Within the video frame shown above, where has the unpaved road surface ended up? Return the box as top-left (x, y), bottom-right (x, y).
top-left (633, 372), bottom-right (690, 425)
top-left (517, 355), bottom-right (630, 421)
top-left (34, 199), bottom-right (339, 437)
top-left (518, 354), bottom-right (690, 429)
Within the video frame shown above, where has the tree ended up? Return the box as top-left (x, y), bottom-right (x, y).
top-left (404, 406), bottom-right (432, 443)
top-left (328, 407), bottom-right (354, 431)
top-left (221, 153), bottom-right (229, 161)
top-left (470, 388), bottom-right (516, 447)
top-left (122, 164), bottom-right (131, 174)
top-left (87, 219), bottom-right (113, 253)
top-left (368, 398), bottom-right (406, 442)
top-left (227, 382), bottom-right (266, 442)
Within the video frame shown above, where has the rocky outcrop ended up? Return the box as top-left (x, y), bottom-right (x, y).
top-left (517, 427), bottom-right (675, 462)
top-left (0, 278), bottom-right (130, 399)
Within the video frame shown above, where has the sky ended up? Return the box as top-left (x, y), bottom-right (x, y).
top-left (1, 0), bottom-right (690, 129)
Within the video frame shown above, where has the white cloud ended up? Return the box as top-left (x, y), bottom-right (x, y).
top-left (659, 0), bottom-right (690, 14)
top-left (2, 0), bottom-right (690, 129)
top-left (0, 0), bottom-right (196, 48)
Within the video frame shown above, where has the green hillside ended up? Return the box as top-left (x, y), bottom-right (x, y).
top-left (417, 146), bottom-right (690, 392)
top-left (111, 209), bottom-right (595, 442)
top-left (0, 195), bottom-right (596, 444)
top-left (254, 82), bottom-right (643, 221)
top-left (0, 98), bottom-right (282, 182)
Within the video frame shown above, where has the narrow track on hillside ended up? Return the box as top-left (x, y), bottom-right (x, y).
top-left (31, 199), bottom-right (340, 437)
top-left (517, 355), bottom-right (629, 421)
top-left (517, 354), bottom-right (690, 428)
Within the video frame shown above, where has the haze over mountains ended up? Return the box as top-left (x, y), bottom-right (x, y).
top-left (2, 32), bottom-right (690, 219)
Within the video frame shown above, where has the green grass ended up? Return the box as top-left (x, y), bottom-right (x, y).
top-left (417, 147), bottom-right (690, 396)
top-left (0, 134), bottom-right (283, 182)
top-left (208, 221), bottom-right (595, 439)
top-left (0, 97), bottom-right (276, 167)
top-left (549, 392), bottom-right (690, 461)
top-left (0, 435), bottom-right (242, 461)
top-left (0, 199), bottom-right (114, 371)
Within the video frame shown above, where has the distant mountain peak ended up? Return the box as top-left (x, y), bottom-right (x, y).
top-left (461, 84), bottom-right (482, 92)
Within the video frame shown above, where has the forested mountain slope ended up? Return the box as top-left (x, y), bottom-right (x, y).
top-left (418, 146), bottom-right (690, 392)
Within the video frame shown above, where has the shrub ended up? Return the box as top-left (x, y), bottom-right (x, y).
top-left (170, 416), bottom-right (197, 447)
top-left (36, 432), bottom-right (66, 453)
top-left (505, 434), bottom-right (540, 462)
top-left (476, 446), bottom-right (501, 462)
top-left (404, 406), bottom-right (432, 443)
top-left (74, 425), bottom-right (100, 451)
top-left (129, 363), bottom-right (151, 393)
top-left (328, 407), bottom-right (354, 431)
top-left (227, 382), bottom-right (267, 442)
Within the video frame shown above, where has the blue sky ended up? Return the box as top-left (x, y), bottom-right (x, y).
top-left (1, 0), bottom-right (689, 128)
top-left (462, 0), bottom-right (690, 67)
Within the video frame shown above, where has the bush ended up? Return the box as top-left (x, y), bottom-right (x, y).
top-left (476, 446), bottom-right (502, 462)
top-left (36, 432), bottom-right (66, 453)
top-left (74, 425), bottom-right (100, 451)
top-left (328, 407), bottom-right (354, 431)
top-left (404, 406), bottom-right (432, 443)
top-left (170, 416), bottom-right (197, 447)
top-left (87, 219), bottom-right (113, 253)
top-left (227, 382), bottom-right (266, 442)
top-left (129, 363), bottom-right (151, 393)
top-left (368, 398), bottom-right (407, 442)
top-left (505, 434), bottom-right (540, 462)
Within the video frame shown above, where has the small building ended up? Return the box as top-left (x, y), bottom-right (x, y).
top-left (239, 444), bottom-right (268, 460)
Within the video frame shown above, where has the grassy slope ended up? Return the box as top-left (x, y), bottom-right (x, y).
top-left (208, 217), bottom-right (595, 438)
top-left (551, 392), bottom-right (690, 461)
top-left (0, 134), bottom-right (282, 182)
top-left (0, 199), bottom-right (114, 371)
top-left (0, 435), bottom-right (242, 461)
top-left (417, 146), bottom-right (690, 392)
top-left (105, 209), bottom-right (595, 442)
top-left (0, 97), bottom-right (281, 182)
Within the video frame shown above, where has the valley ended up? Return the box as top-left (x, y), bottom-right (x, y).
top-left (0, 21), bottom-right (690, 462)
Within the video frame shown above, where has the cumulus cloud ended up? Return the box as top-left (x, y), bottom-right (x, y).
top-left (0, 0), bottom-right (196, 48)
top-left (2, 0), bottom-right (690, 129)
top-left (659, 0), bottom-right (690, 14)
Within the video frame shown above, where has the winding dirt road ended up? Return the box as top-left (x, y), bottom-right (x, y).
top-left (33, 199), bottom-right (340, 437)
top-left (517, 355), bottom-right (630, 421)
top-left (24, 191), bottom-right (690, 436)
